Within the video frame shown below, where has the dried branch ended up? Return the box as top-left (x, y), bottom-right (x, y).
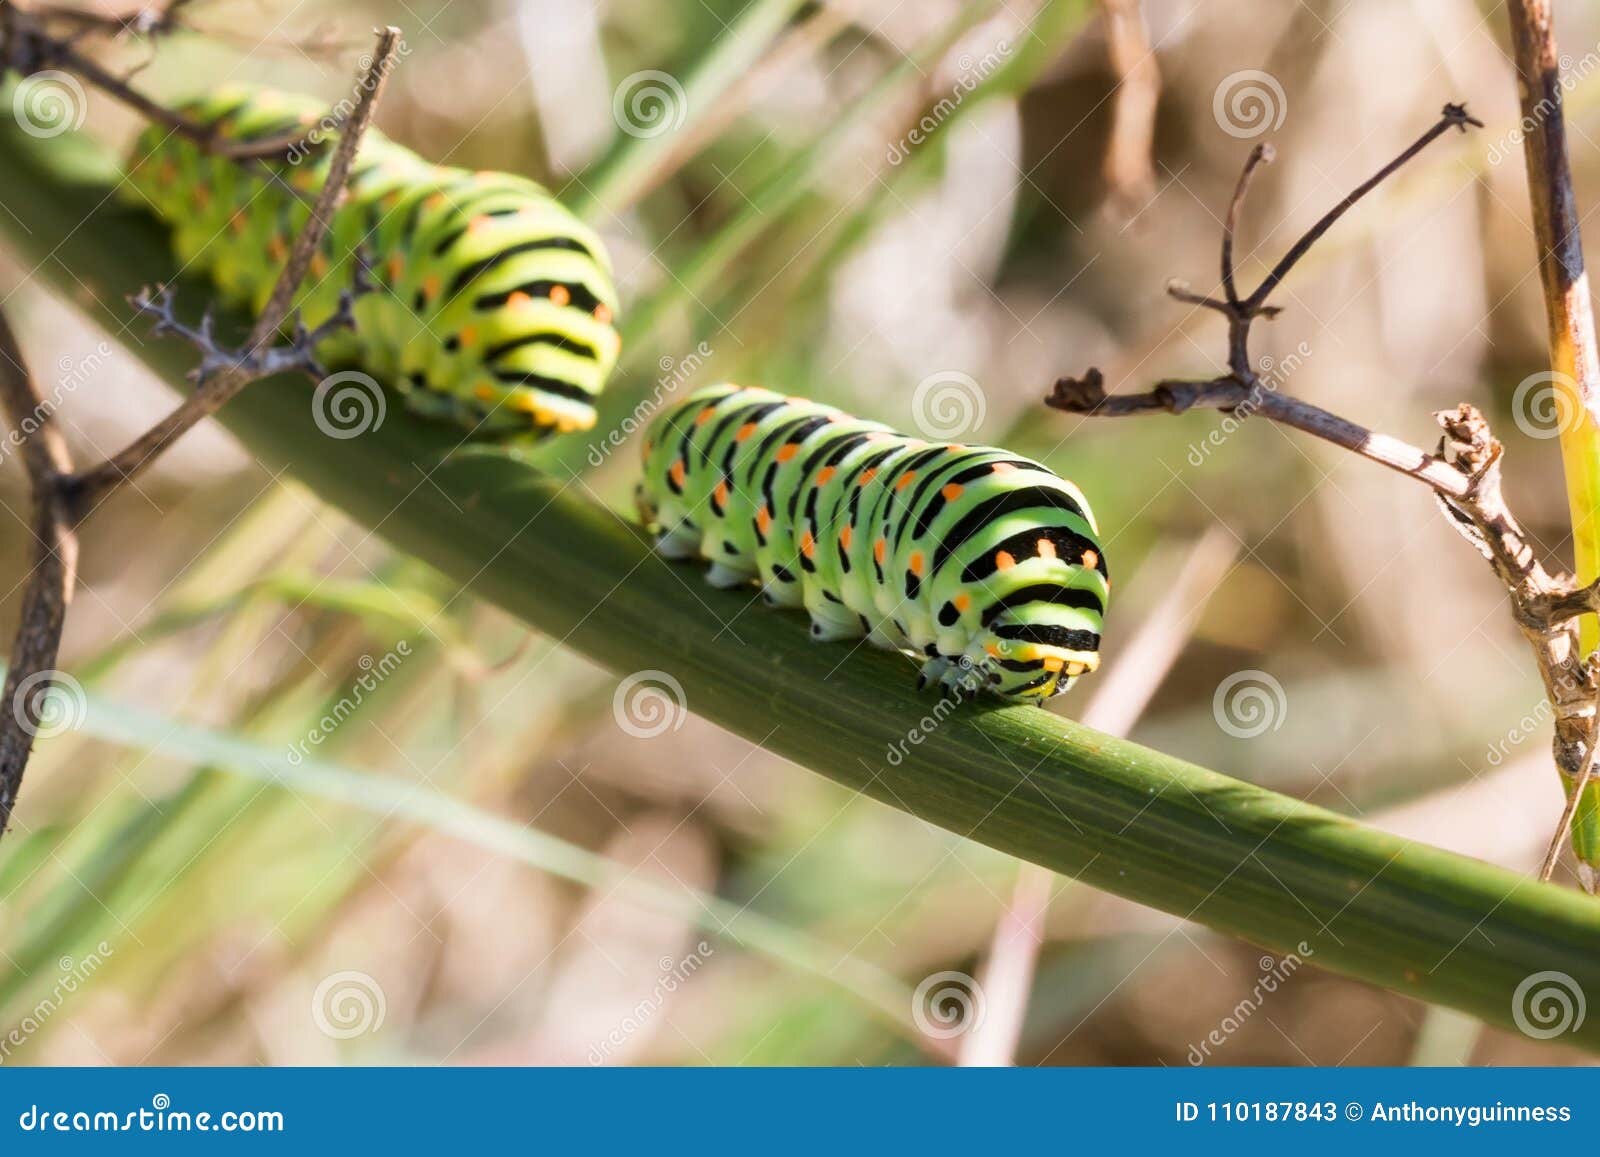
top-left (1099, 0), bottom-right (1160, 216)
top-left (0, 25), bottom-right (401, 843)
top-left (0, 308), bottom-right (77, 837)
top-left (66, 25), bottom-right (399, 515)
top-left (1047, 99), bottom-right (1600, 891)
top-left (1506, 0), bottom-right (1600, 882)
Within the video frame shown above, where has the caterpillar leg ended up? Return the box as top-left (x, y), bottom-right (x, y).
top-left (706, 561), bottom-right (757, 589)
top-left (806, 598), bottom-right (864, 642)
top-left (653, 523), bottom-right (702, 561)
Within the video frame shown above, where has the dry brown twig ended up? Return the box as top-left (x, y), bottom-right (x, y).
top-left (1048, 91), bottom-right (1600, 888)
top-left (0, 0), bottom-right (346, 159)
top-left (0, 24), bottom-right (403, 841)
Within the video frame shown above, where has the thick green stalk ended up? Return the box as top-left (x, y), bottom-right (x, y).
top-left (3, 118), bottom-right (1600, 1048)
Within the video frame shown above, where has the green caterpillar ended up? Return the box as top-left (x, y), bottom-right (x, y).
top-left (637, 385), bottom-right (1109, 702)
top-left (124, 85), bottom-right (621, 438)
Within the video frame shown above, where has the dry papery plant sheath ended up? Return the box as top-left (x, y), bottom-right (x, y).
top-left (0, 9), bottom-right (404, 841)
top-left (1048, 101), bottom-right (1600, 887)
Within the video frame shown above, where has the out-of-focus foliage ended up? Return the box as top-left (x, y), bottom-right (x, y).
top-left (0, 0), bottom-right (1596, 1065)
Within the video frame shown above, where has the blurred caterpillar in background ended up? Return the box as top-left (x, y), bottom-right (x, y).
top-left (636, 385), bottom-right (1109, 703)
top-left (124, 86), bottom-right (621, 439)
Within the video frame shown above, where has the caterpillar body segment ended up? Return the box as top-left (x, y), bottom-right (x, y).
top-left (124, 86), bottom-right (620, 440)
top-left (637, 385), bottom-right (1109, 703)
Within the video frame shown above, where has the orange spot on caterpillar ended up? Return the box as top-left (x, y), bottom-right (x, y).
top-left (594, 304), bottom-right (613, 325)
top-left (713, 481), bottom-right (730, 506)
top-left (839, 525), bottom-right (853, 549)
top-left (736, 422), bottom-right (757, 441)
top-left (468, 215), bottom-right (492, 234)
top-left (549, 285), bottom-right (571, 307)
top-left (941, 483), bottom-right (963, 501)
top-left (1038, 538), bottom-right (1057, 560)
top-left (874, 539), bottom-right (887, 564)
top-left (995, 551), bottom-right (1016, 571)
top-left (425, 193), bottom-right (448, 211)
top-left (386, 253), bottom-right (404, 281)
top-left (229, 211), bottom-right (248, 235)
top-left (909, 551), bottom-right (924, 576)
top-left (193, 184), bottom-right (211, 208)
top-left (421, 274), bottom-right (441, 301)
top-left (157, 160), bottom-right (176, 186)
top-left (953, 593), bottom-right (971, 612)
top-left (507, 291), bottom-right (534, 308)
top-left (991, 462), bottom-right (1017, 475)
top-left (985, 643), bottom-right (1002, 659)
top-left (858, 469), bottom-right (877, 486)
top-left (310, 252), bottom-right (329, 278)
top-left (775, 444), bottom-right (799, 463)
top-left (1042, 656), bottom-right (1065, 673)
top-left (473, 385), bottom-right (497, 403)
top-left (669, 460), bottom-right (688, 486)
top-left (458, 326), bottom-right (478, 348)
top-left (695, 406), bottom-right (716, 426)
top-left (816, 466), bottom-right (836, 485)
top-left (801, 530), bottom-right (816, 559)
top-left (268, 236), bottom-right (289, 263)
top-left (895, 472), bottom-right (916, 491)
top-left (757, 506), bottom-right (772, 533)
top-left (1081, 549), bottom-right (1099, 570)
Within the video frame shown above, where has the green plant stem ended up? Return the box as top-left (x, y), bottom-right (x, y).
top-left (3, 110), bottom-right (1600, 1050)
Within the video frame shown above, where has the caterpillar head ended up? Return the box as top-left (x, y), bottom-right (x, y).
top-left (976, 611), bottom-right (1103, 703)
